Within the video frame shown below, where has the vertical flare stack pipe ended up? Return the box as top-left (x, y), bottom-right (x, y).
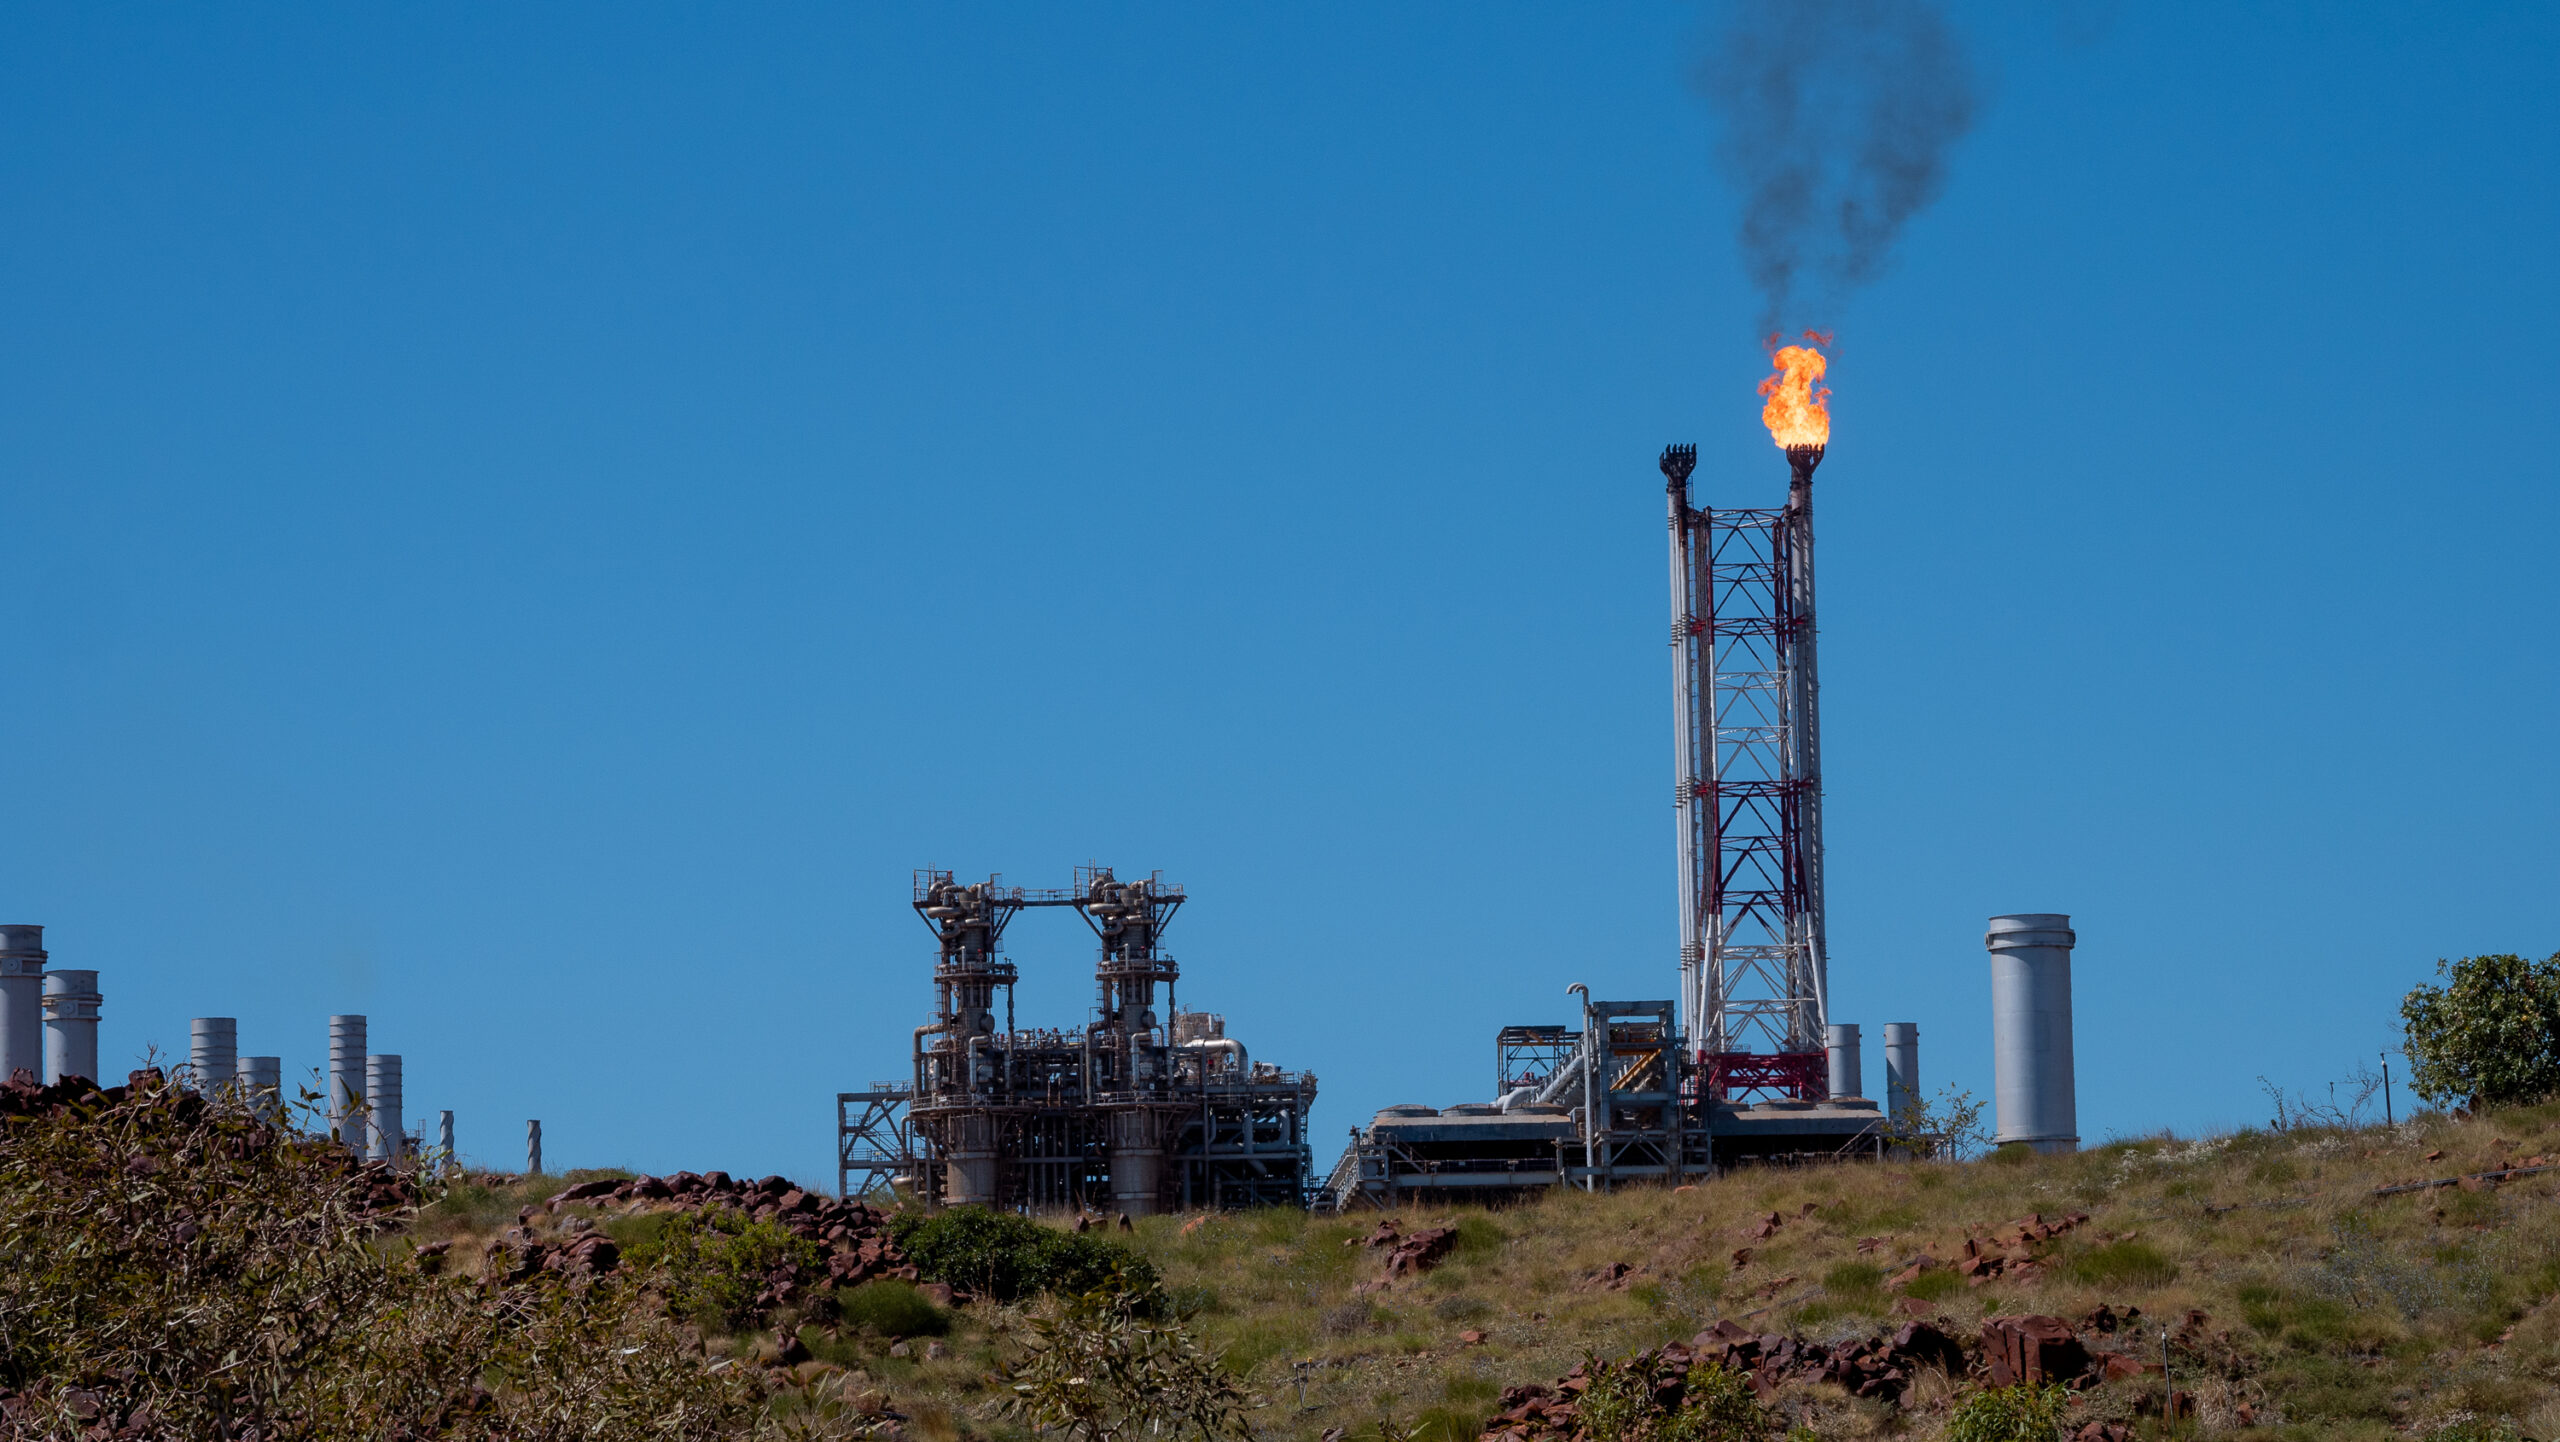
top-left (366, 1055), bottom-right (403, 1162)
top-left (1825, 1023), bottom-right (1862, 1099)
top-left (1985, 914), bottom-right (2079, 1154)
top-left (1882, 1023), bottom-right (1920, 1128)
top-left (239, 1056), bottom-right (283, 1117)
top-left (42, 969), bottom-right (101, 1084)
top-left (190, 1018), bottom-right (238, 1098)
top-left (327, 1015), bottom-right (367, 1149)
top-left (0, 926), bottom-right (47, 1084)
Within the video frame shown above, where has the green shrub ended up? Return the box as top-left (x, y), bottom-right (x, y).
top-left (2062, 1240), bottom-right (2180, 1290)
top-left (1002, 1283), bottom-right (1245, 1442)
top-left (624, 1205), bottom-right (823, 1333)
top-left (0, 1072), bottom-right (762, 1438)
top-left (890, 1206), bottom-right (1158, 1303)
top-left (1576, 1351), bottom-right (1768, 1442)
top-left (1903, 1268), bottom-right (1964, 1302)
top-left (1944, 1382), bottom-right (2073, 1442)
top-left (835, 1279), bottom-right (950, 1338)
top-left (2401, 951), bottom-right (2560, 1108)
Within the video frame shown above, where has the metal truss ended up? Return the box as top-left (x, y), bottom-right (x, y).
top-left (836, 1084), bottom-right (917, 1199)
top-left (1664, 445), bottom-right (1829, 1098)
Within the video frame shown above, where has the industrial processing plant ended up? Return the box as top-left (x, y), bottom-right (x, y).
top-left (838, 868), bottom-right (1317, 1214)
top-left (844, 343), bottom-right (2087, 1210)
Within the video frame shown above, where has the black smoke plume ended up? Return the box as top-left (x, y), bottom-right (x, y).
top-left (1698, 1), bottom-right (1979, 334)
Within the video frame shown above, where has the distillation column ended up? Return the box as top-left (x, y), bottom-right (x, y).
top-left (1085, 868), bottom-right (1182, 1217)
top-left (912, 876), bottom-right (1021, 1206)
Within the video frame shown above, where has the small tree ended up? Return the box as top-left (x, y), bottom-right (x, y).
top-left (1003, 1276), bottom-right (1245, 1442)
top-left (1885, 1085), bottom-right (1991, 1160)
top-left (2400, 952), bottom-right (2560, 1110)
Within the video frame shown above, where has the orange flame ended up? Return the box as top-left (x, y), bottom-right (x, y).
top-left (1758, 333), bottom-right (1831, 449)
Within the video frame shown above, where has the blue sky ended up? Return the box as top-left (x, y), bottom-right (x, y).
top-left (2, 4), bottom-right (2553, 1183)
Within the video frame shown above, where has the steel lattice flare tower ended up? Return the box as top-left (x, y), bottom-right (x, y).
top-left (1664, 442), bottom-right (1829, 1100)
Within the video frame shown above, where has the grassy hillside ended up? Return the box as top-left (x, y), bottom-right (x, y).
top-left (455, 1097), bottom-right (2560, 1442)
top-left (1106, 1102), bottom-right (2560, 1440)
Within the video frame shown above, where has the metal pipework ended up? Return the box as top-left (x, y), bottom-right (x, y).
top-left (1787, 443), bottom-right (1826, 487)
top-left (41, 969), bottom-right (101, 1084)
top-left (0, 925), bottom-right (48, 1085)
top-left (1659, 445), bottom-right (1708, 1048)
top-left (239, 1056), bottom-right (283, 1118)
top-left (327, 1015), bottom-right (367, 1148)
top-left (190, 1017), bottom-right (238, 1098)
top-left (1986, 914), bottom-right (2079, 1154)
top-left (1882, 1023), bottom-right (1920, 1128)
top-left (1176, 1038), bottom-right (1246, 1080)
top-left (1826, 1023), bottom-right (1862, 1099)
top-left (366, 1055), bottom-right (403, 1163)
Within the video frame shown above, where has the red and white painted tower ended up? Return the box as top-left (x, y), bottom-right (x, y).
top-left (1664, 342), bottom-right (1833, 1100)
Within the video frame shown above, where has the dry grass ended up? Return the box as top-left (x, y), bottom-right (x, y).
top-left (408, 1102), bottom-right (2560, 1440)
top-left (1104, 1101), bottom-right (2560, 1441)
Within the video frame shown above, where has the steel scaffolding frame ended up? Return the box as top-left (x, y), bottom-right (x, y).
top-left (836, 1084), bottom-right (917, 1199)
top-left (1664, 445), bottom-right (1828, 1098)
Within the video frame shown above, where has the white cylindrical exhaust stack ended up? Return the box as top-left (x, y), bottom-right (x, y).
top-left (365, 1055), bottom-right (403, 1162)
top-left (1825, 1023), bottom-right (1862, 1099)
top-left (42, 969), bottom-right (101, 1084)
top-left (1882, 1022), bottom-right (1920, 1127)
top-left (1986, 914), bottom-right (2079, 1154)
top-left (327, 1015), bottom-right (367, 1148)
top-left (190, 1018), bottom-right (238, 1098)
top-left (239, 1056), bottom-right (283, 1117)
top-left (0, 926), bottom-right (48, 1085)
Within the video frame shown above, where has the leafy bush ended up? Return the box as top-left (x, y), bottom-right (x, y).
top-left (0, 1072), bottom-right (763, 1438)
top-left (890, 1206), bottom-right (1158, 1303)
top-left (835, 1278), bottom-right (950, 1338)
top-left (1575, 1351), bottom-right (1768, 1442)
top-left (2402, 952), bottom-right (2560, 1109)
top-left (1002, 1281), bottom-right (1245, 1442)
top-left (620, 1203), bottom-right (822, 1333)
top-left (1943, 1382), bottom-right (2073, 1442)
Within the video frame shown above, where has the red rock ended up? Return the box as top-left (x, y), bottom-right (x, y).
top-left (1981, 1314), bottom-right (2090, 1388)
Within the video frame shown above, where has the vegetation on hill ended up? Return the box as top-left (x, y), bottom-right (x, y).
top-left (0, 1071), bottom-right (764, 1439)
top-left (11, 949), bottom-right (2560, 1439)
top-left (2401, 951), bottom-right (2560, 1111)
